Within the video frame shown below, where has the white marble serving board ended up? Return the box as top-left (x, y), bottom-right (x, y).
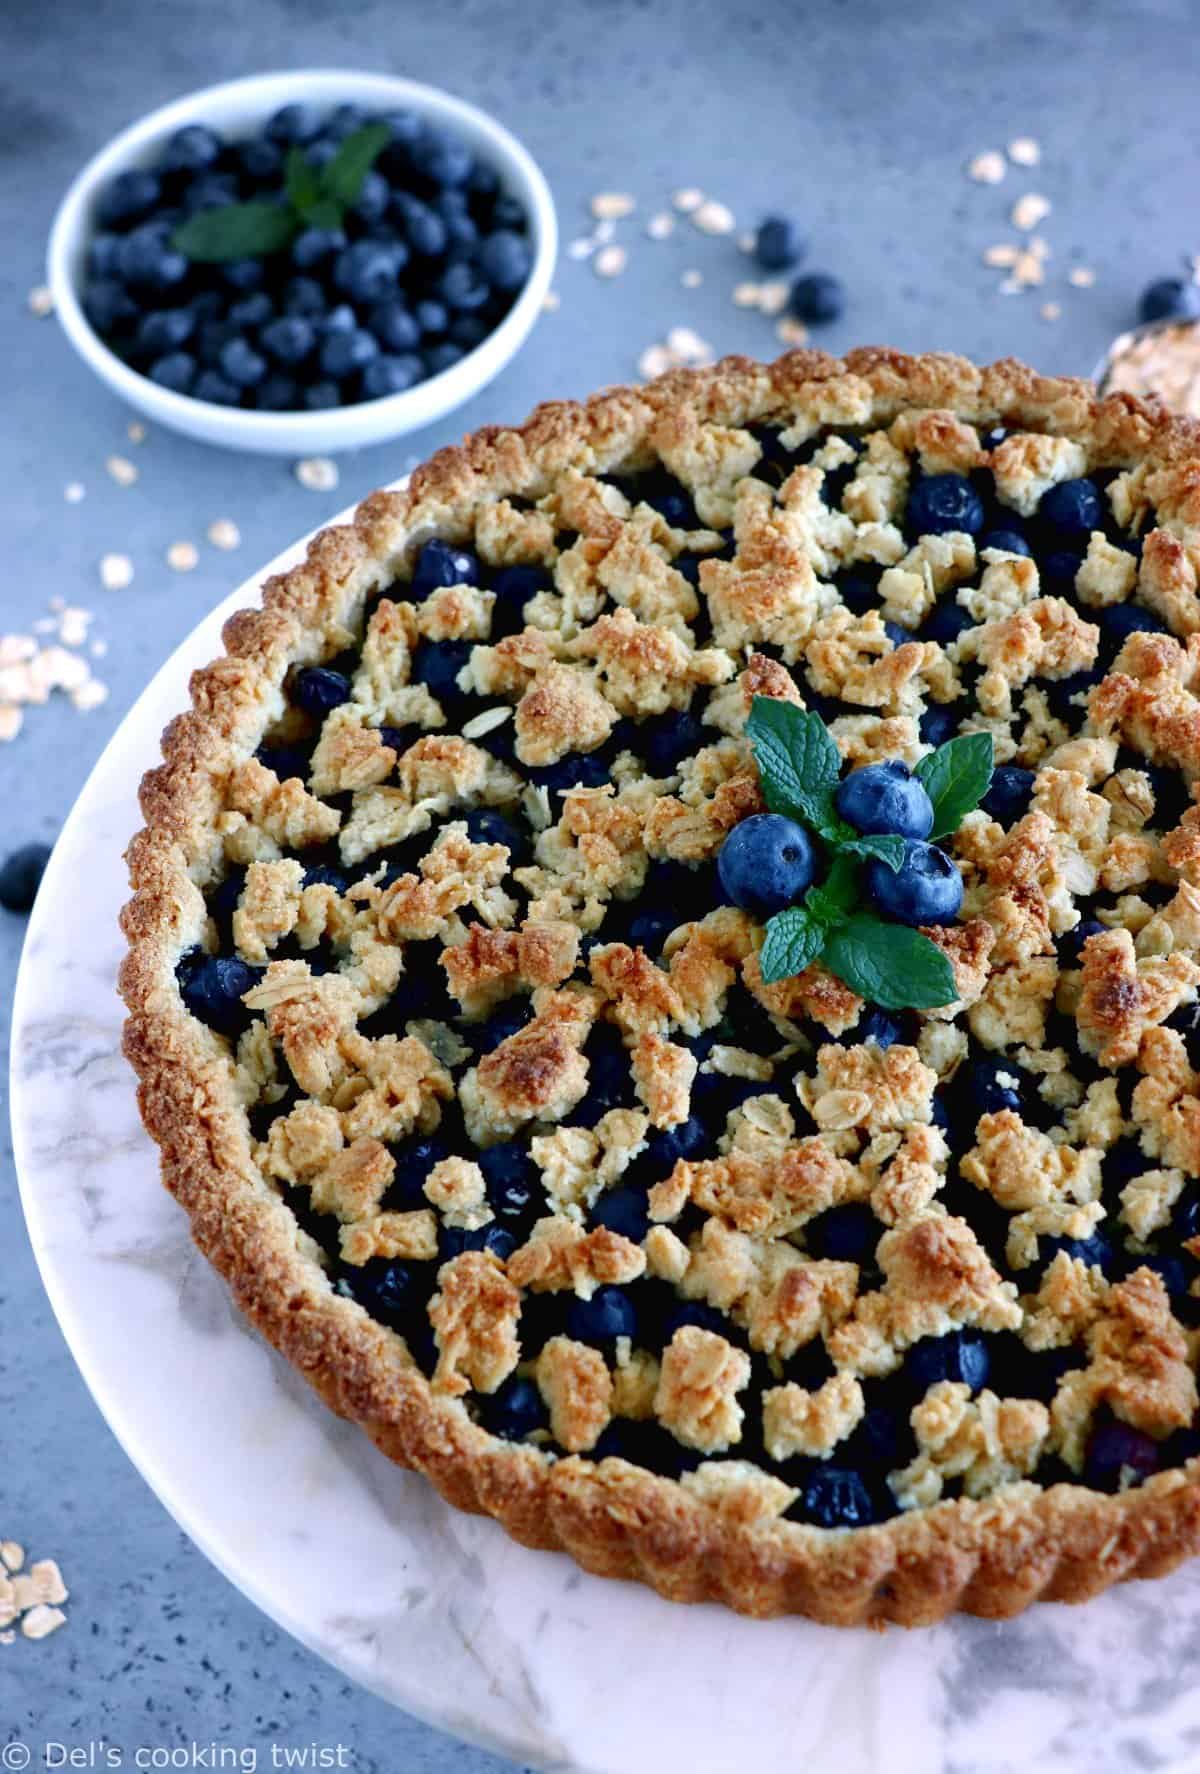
top-left (13, 500), bottom-right (1200, 1774)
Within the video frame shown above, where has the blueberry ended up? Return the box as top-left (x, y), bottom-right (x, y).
top-left (849, 1006), bottom-right (907, 1049)
top-left (292, 226), bottom-right (346, 271)
top-left (1084, 1416), bottom-right (1160, 1490)
top-left (301, 862), bottom-right (349, 893)
top-left (1041, 1231), bottom-right (1117, 1275)
top-left (969, 1056), bottom-right (1025, 1118)
top-left (462, 807), bottom-right (529, 865)
top-left (1039, 549), bottom-right (1085, 597)
top-left (1176, 1187), bottom-right (1200, 1244)
top-left (439, 260), bottom-right (491, 313)
top-left (492, 563), bottom-right (550, 627)
top-left (641, 708), bottom-right (706, 776)
top-left (396, 200), bottom-right (449, 258)
top-left (386, 1134), bottom-right (450, 1211)
top-left (661, 1301), bottom-right (728, 1344)
top-left (369, 300), bottom-right (421, 353)
top-left (86, 234), bottom-right (123, 279)
top-left (919, 704), bottom-right (962, 748)
top-left (177, 951), bottom-right (263, 1035)
top-left (412, 639), bottom-right (473, 705)
top-left (149, 351), bottom-right (196, 393)
top-left (1142, 1253), bottom-right (1191, 1299)
top-left (907, 1329), bottom-right (989, 1394)
top-left (361, 355), bottom-right (423, 399)
top-left (82, 278), bottom-right (136, 333)
top-left (118, 223), bottom-right (188, 294)
top-left (219, 337), bottom-right (267, 389)
top-left (284, 276), bottom-right (327, 318)
top-left (789, 272), bottom-right (845, 324)
top-left (440, 1222), bottom-right (518, 1261)
top-left (799, 1465), bottom-right (875, 1529)
top-left (0, 842), bottom-right (52, 913)
top-left (321, 303), bottom-right (357, 335)
top-left (135, 306), bottom-right (195, 357)
top-left (490, 193), bottom-right (527, 231)
top-left (836, 568), bottom-right (880, 616)
top-left (192, 369), bottom-right (240, 406)
top-left (641, 475), bottom-right (698, 529)
top-left (1101, 1136), bottom-right (1146, 1189)
top-left (163, 123), bottom-right (222, 174)
top-left (236, 138), bottom-right (284, 182)
top-left (254, 373), bottom-right (299, 412)
top-left (906, 473), bottom-right (985, 538)
top-left (574, 1023), bottom-right (631, 1127)
top-left (265, 103), bottom-right (323, 144)
top-left (411, 538), bottom-right (481, 599)
top-left (755, 214), bottom-right (806, 271)
top-left (590, 1185), bottom-right (651, 1243)
top-left (1045, 663), bottom-right (1104, 721)
top-left (470, 998), bottom-right (529, 1056)
top-left (1039, 478), bottom-right (1103, 538)
top-left (334, 240), bottom-right (406, 305)
top-left (526, 751), bottom-right (610, 794)
top-left (320, 327), bottom-right (379, 379)
top-left (979, 528), bottom-right (1031, 556)
top-left (344, 1257), bottom-right (423, 1328)
top-left (566, 1285), bottom-right (637, 1346)
top-left (96, 168), bottom-right (161, 227)
top-left (228, 291), bottom-right (273, 330)
top-left (864, 839), bottom-right (963, 926)
top-left (410, 127), bottom-right (473, 188)
top-left (632, 1116), bottom-right (706, 1182)
top-left (180, 173), bottom-right (239, 214)
top-left (627, 907), bottom-right (678, 956)
top-left (220, 257), bottom-right (266, 293)
top-left (478, 1143), bottom-right (539, 1223)
top-left (325, 102), bottom-right (371, 141)
top-left (259, 315), bottom-right (314, 367)
top-left (806, 1202), bottom-right (879, 1264)
top-left (292, 666), bottom-right (352, 717)
top-left (835, 759), bottom-right (934, 841)
top-left (1100, 603), bottom-right (1166, 651)
top-left (352, 170), bottom-right (390, 225)
top-left (303, 381), bottom-right (342, 411)
top-left (479, 230), bottom-right (532, 292)
top-left (884, 620), bottom-right (911, 648)
top-left (414, 297), bottom-right (449, 336)
top-left (1139, 277), bottom-right (1200, 325)
top-left (467, 158), bottom-right (502, 201)
top-left (1057, 918), bottom-right (1105, 969)
top-left (717, 814), bottom-right (818, 916)
top-left (483, 1376), bottom-right (548, 1441)
top-left (424, 343), bottom-right (465, 375)
top-left (981, 764), bottom-right (1035, 824)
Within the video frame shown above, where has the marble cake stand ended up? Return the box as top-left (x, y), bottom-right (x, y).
top-left (13, 502), bottom-right (1200, 1774)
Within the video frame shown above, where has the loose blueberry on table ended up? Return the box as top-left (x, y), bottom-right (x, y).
top-left (161, 387), bottom-right (1200, 1553)
top-left (82, 106), bottom-right (533, 410)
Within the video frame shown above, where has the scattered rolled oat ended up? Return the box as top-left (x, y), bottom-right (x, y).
top-left (737, 231), bottom-right (756, 255)
top-left (1068, 266), bottom-right (1096, 288)
top-left (566, 237), bottom-right (595, 261)
top-left (105, 454), bottom-right (138, 487)
top-left (58, 607), bottom-right (90, 648)
top-left (983, 244), bottom-right (1019, 268)
top-left (733, 282), bottom-right (762, 307)
top-left (206, 517), bottom-right (241, 551)
top-left (591, 192), bottom-right (635, 220)
top-left (638, 344), bottom-right (676, 380)
top-left (99, 552), bottom-right (134, 591)
top-left (681, 268), bottom-right (703, 288)
top-left (776, 317), bottom-right (809, 346)
top-left (541, 290), bottom-right (561, 312)
top-left (673, 187), bottom-right (704, 213)
top-left (27, 284), bottom-right (54, 317)
top-left (0, 706), bottom-right (22, 742)
top-left (1008, 136), bottom-right (1041, 166)
top-left (127, 420), bottom-right (147, 443)
top-left (91, 638), bottom-right (108, 659)
top-left (64, 482), bottom-right (85, 504)
top-left (1011, 193), bottom-right (1052, 232)
top-left (21, 1604), bottom-right (66, 1641)
top-left (72, 679), bottom-right (108, 712)
top-left (758, 281), bottom-right (790, 315)
top-left (166, 540), bottom-right (199, 573)
top-left (665, 325), bottom-right (712, 363)
top-left (593, 245), bottom-right (628, 279)
top-left (692, 199), bottom-right (735, 236)
top-left (294, 456), bottom-right (339, 492)
top-left (0, 1545), bottom-right (23, 1573)
top-left (968, 151), bottom-right (1006, 185)
top-left (0, 1543), bottom-right (69, 1642)
top-left (1040, 302), bottom-right (1062, 321)
top-left (592, 218), bottom-right (616, 246)
top-left (645, 212), bottom-right (674, 240)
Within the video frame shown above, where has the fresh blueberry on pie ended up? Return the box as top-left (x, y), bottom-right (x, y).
top-left (122, 348), bottom-right (1200, 1627)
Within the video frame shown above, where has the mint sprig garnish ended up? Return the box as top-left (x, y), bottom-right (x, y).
top-left (744, 697), bottom-right (994, 1007)
top-left (173, 122), bottom-right (391, 263)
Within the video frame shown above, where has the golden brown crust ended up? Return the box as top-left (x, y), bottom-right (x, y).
top-left (121, 348), bottom-right (1200, 1626)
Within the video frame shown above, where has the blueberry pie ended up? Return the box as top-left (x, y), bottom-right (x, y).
top-left (122, 349), bottom-right (1200, 1624)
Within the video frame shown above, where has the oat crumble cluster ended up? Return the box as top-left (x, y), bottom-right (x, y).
top-left (120, 352), bottom-right (1200, 1619)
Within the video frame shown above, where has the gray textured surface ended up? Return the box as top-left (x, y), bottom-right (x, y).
top-left (2, 0), bottom-right (1197, 1765)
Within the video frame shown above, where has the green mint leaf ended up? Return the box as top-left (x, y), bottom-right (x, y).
top-left (759, 907), bottom-right (826, 985)
top-left (823, 916), bottom-right (958, 1011)
top-left (303, 196), bottom-right (344, 232)
top-left (172, 202), bottom-right (297, 263)
top-left (805, 853), bottom-right (858, 927)
top-left (320, 121), bottom-right (391, 207)
top-left (915, 731), bottom-right (995, 840)
top-left (841, 832), bottom-right (907, 871)
top-left (285, 146), bottom-right (323, 217)
top-left (746, 697), bottom-right (841, 829)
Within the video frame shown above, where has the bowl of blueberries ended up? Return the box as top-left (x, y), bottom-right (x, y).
top-left (48, 69), bottom-right (557, 453)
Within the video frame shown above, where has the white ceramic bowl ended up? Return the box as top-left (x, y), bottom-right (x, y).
top-left (47, 70), bottom-right (557, 454)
